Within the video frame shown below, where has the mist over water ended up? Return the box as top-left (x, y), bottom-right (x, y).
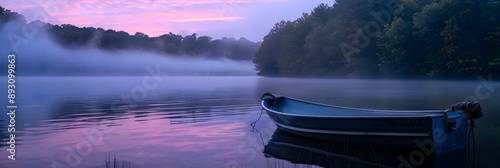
top-left (0, 21), bottom-right (256, 76)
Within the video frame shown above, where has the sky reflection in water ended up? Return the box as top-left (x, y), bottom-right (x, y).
top-left (0, 76), bottom-right (498, 167)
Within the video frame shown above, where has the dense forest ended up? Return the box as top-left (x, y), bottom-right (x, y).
top-left (0, 5), bottom-right (260, 61)
top-left (254, 0), bottom-right (500, 79)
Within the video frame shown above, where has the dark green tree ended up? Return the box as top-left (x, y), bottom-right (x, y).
top-left (377, 0), bottom-right (423, 78)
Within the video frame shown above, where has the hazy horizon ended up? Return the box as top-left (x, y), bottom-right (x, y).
top-left (1, 0), bottom-right (332, 42)
top-left (0, 21), bottom-right (257, 76)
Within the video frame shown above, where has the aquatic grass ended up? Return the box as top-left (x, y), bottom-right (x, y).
top-left (98, 152), bottom-right (136, 168)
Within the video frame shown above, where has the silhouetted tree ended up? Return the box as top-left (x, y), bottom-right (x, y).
top-left (1, 5), bottom-right (261, 61)
top-left (254, 0), bottom-right (500, 79)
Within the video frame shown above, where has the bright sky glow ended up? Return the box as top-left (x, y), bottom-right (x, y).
top-left (1, 0), bottom-right (332, 41)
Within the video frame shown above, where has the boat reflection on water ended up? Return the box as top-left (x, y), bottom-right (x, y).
top-left (263, 128), bottom-right (467, 168)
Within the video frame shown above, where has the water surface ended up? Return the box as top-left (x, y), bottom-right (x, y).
top-left (0, 76), bottom-right (498, 167)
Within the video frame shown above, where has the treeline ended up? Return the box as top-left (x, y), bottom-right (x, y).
top-left (0, 5), bottom-right (24, 24)
top-left (0, 6), bottom-right (260, 60)
top-left (254, 0), bottom-right (500, 79)
top-left (47, 25), bottom-right (261, 60)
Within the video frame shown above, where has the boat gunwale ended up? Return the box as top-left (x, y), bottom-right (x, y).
top-left (261, 95), bottom-right (453, 119)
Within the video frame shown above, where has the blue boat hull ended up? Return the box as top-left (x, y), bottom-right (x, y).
top-left (261, 94), bottom-right (469, 154)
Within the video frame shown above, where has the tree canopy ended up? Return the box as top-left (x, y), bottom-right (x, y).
top-left (254, 0), bottom-right (500, 79)
top-left (46, 25), bottom-right (261, 60)
top-left (0, 5), bottom-right (261, 61)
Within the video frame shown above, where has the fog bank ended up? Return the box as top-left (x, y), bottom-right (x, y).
top-left (0, 21), bottom-right (256, 76)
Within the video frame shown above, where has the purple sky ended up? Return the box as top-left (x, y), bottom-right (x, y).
top-left (2, 0), bottom-right (332, 41)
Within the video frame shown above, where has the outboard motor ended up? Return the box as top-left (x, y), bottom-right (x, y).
top-left (451, 101), bottom-right (482, 168)
top-left (451, 101), bottom-right (482, 119)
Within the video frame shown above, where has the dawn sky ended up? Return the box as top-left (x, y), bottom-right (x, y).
top-left (1, 0), bottom-right (333, 42)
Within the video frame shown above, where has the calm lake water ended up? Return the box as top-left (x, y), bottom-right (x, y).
top-left (0, 76), bottom-right (498, 168)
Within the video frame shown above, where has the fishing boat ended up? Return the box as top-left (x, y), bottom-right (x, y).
top-left (260, 93), bottom-right (482, 154)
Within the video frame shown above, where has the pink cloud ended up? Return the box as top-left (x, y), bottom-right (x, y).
top-left (15, 0), bottom-right (254, 36)
top-left (175, 16), bottom-right (243, 22)
top-left (2, 0), bottom-right (323, 41)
